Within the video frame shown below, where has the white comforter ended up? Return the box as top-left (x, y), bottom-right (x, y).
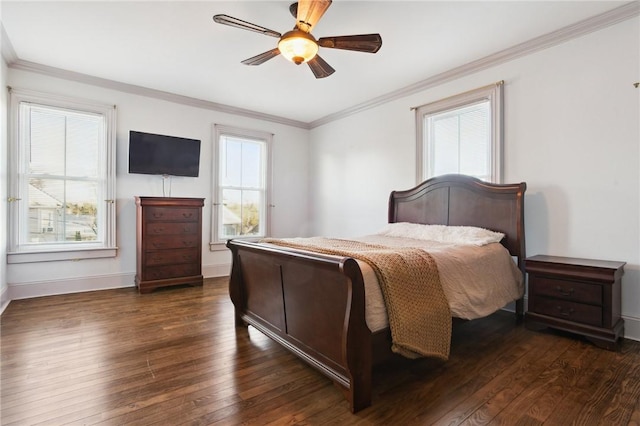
top-left (353, 235), bottom-right (524, 331)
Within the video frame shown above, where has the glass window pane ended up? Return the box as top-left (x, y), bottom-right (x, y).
top-left (65, 180), bottom-right (99, 242)
top-left (220, 189), bottom-right (263, 238)
top-left (220, 137), bottom-right (242, 187)
top-left (431, 115), bottom-right (459, 175)
top-left (30, 108), bottom-right (65, 175)
top-left (221, 188), bottom-right (242, 238)
top-left (459, 102), bottom-right (490, 177)
top-left (220, 137), bottom-right (264, 189)
top-left (67, 114), bottom-right (101, 178)
top-left (240, 190), bottom-right (262, 236)
top-left (241, 141), bottom-right (262, 188)
top-left (27, 178), bottom-right (99, 243)
top-left (27, 178), bottom-right (64, 243)
top-left (426, 100), bottom-right (491, 180)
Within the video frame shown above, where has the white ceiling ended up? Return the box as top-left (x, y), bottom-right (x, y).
top-left (0, 1), bottom-right (631, 126)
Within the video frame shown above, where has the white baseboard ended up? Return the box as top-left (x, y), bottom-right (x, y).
top-left (9, 273), bottom-right (136, 300)
top-left (623, 315), bottom-right (640, 342)
top-left (0, 285), bottom-right (10, 315)
top-left (6, 263), bottom-right (231, 302)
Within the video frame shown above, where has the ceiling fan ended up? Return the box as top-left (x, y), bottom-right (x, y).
top-left (213, 0), bottom-right (382, 79)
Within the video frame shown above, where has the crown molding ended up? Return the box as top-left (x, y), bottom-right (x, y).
top-left (309, 1), bottom-right (640, 129)
top-left (7, 59), bottom-right (311, 130)
top-left (3, 2), bottom-right (638, 130)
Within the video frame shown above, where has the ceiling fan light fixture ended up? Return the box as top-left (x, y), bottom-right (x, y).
top-left (213, 2), bottom-right (382, 78)
top-left (278, 30), bottom-right (318, 65)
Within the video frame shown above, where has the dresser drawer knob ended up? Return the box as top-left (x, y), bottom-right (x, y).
top-left (153, 212), bottom-right (164, 218)
top-left (183, 212), bottom-right (193, 218)
top-left (555, 286), bottom-right (574, 297)
top-left (556, 306), bottom-right (575, 317)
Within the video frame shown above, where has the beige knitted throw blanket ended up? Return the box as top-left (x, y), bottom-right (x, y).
top-left (262, 237), bottom-right (452, 360)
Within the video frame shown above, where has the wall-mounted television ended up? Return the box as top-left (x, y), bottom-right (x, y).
top-left (128, 131), bottom-right (201, 177)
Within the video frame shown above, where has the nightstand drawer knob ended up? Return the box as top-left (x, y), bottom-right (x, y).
top-left (556, 286), bottom-right (574, 297)
top-left (556, 306), bottom-right (575, 317)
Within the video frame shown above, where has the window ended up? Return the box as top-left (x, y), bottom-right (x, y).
top-left (8, 88), bottom-right (116, 263)
top-left (416, 82), bottom-right (503, 183)
top-left (211, 124), bottom-right (272, 249)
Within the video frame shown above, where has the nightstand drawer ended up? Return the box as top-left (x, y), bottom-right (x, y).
top-left (530, 276), bottom-right (601, 305)
top-left (530, 297), bottom-right (602, 327)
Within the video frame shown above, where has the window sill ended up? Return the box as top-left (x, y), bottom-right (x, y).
top-left (7, 247), bottom-right (118, 264)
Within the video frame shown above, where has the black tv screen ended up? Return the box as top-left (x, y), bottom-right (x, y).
top-left (128, 131), bottom-right (201, 177)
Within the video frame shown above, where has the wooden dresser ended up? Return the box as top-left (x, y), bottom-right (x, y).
top-left (135, 197), bottom-right (205, 293)
top-left (525, 255), bottom-right (625, 350)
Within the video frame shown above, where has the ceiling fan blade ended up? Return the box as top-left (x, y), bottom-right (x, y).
top-left (317, 34), bottom-right (382, 53)
top-left (241, 48), bottom-right (281, 66)
top-left (213, 14), bottom-right (281, 38)
top-left (295, 0), bottom-right (332, 33)
top-left (307, 55), bottom-right (335, 79)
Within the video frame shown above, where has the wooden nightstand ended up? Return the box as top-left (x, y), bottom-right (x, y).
top-left (525, 255), bottom-right (625, 350)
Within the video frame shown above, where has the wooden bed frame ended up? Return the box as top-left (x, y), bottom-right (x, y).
top-left (227, 174), bottom-right (527, 412)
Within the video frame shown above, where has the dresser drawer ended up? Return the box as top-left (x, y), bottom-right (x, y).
top-left (145, 234), bottom-right (200, 250)
top-left (144, 248), bottom-right (200, 266)
top-left (530, 297), bottom-right (602, 327)
top-left (142, 263), bottom-right (201, 280)
top-left (145, 221), bottom-right (199, 236)
top-left (144, 207), bottom-right (200, 222)
top-left (530, 276), bottom-right (601, 305)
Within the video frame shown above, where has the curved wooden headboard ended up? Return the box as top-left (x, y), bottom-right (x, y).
top-left (388, 174), bottom-right (527, 270)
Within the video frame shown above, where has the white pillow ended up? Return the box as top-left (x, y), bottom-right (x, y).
top-left (377, 222), bottom-right (504, 246)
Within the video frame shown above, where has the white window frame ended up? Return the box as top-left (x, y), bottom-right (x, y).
top-left (7, 88), bottom-right (117, 263)
top-left (210, 124), bottom-right (273, 250)
top-left (416, 81), bottom-right (503, 184)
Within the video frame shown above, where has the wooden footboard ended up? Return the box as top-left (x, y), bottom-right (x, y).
top-left (227, 239), bottom-right (375, 412)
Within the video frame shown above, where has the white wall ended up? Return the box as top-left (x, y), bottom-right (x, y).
top-left (5, 70), bottom-right (310, 299)
top-left (0, 56), bottom-right (8, 312)
top-left (309, 18), bottom-right (640, 339)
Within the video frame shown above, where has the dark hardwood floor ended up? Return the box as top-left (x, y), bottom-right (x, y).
top-left (1, 277), bottom-right (639, 425)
